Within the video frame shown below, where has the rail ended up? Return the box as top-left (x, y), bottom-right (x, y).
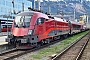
top-left (51, 32), bottom-right (90, 60)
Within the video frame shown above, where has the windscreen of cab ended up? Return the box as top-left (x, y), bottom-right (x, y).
top-left (14, 11), bottom-right (34, 28)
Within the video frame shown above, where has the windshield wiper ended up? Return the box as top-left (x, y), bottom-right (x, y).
top-left (15, 24), bottom-right (20, 28)
top-left (22, 25), bottom-right (26, 28)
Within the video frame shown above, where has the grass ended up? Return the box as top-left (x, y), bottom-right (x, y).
top-left (31, 30), bottom-right (90, 60)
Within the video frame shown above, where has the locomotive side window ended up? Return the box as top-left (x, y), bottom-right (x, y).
top-left (73, 25), bottom-right (81, 30)
top-left (36, 18), bottom-right (45, 25)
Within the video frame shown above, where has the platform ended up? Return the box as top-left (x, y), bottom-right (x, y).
top-left (0, 42), bottom-right (8, 45)
top-left (0, 36), bottom-right (8, 45)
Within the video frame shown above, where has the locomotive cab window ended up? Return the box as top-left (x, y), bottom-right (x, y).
top-left (36, 18), bottom-right (45, 25)
top-left (14, 16), bottom-right (32, 28)
top-left (14, 11), bottom-right (33, 28)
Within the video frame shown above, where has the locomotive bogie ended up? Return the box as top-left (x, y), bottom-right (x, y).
top-left (6, 34), bottom-right (39, 46)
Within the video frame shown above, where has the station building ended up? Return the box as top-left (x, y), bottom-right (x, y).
top-left (0, 0), bottom-right (32, 32)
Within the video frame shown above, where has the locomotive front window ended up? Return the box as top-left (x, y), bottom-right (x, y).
top-left (14, 16), bottom-right (32, 28)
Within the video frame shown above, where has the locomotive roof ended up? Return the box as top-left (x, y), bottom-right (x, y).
top-left (35, 12), bottom-right (49, 19)
top-left (17, 11), bottom-right (49, 19)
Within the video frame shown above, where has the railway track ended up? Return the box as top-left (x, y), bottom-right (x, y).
top-left (51, 32), bottom-right (90, 60)
top-left (0, 48), bottom-right (25, 60)
top-left (0, 36), bottom-right (64, 60)
top-left (0, 31), bottom-right (88, 60)
top-left (79, 37), bottom-right (90, 60)
top-left (0, 47), bottom-right (46, 60)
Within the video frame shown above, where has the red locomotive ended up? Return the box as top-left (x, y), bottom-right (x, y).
top-left (6, 9), bottom-right (84, 48)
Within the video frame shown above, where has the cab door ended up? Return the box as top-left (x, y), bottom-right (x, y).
top-left (35, 18), bottom-right (45, 35)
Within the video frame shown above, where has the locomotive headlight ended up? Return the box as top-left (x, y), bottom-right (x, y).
top-left (28, 30), bottom-right (33, 35)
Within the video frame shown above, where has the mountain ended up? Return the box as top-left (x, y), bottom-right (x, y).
top-left (30, 1), bottom-right (90, 21)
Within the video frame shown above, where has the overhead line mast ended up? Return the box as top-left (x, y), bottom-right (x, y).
top-left (34, 0), bottom-right (36, 9)
top-left (38, 0), bottom-right (41, 10)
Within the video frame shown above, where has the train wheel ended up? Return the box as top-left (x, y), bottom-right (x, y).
top-left (63, 34), bottom-right (68, 38)
top-left (53, 36), bottom-right (60, 40)
top-left (57, 36), bottom-right (61, 40)
top-left (41, 40), bottom-right (44, 45)
top-left (53, 36), bottom-right (57, 40)
top-left (36, 43), bottom-right (41, 48)
top-left (16, 41), bottom-right (21, 47)
top-left (47, 39), bottom-right (50, 44)
top-left (44, 39), bottom-right (50, 44)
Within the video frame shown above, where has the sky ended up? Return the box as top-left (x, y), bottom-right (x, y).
top-left (35, 0), bottom-right (63, 1)
top-left (35, 0), bottom-right (90, 1)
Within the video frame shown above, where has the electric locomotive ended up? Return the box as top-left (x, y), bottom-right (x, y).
top-left (5, 8), bottom-right (83, 48)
